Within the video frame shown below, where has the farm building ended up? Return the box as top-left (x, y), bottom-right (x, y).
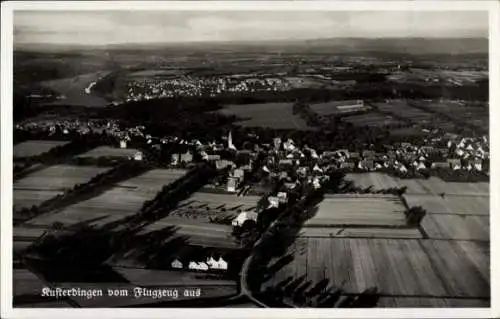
top-left (171, 259), bottom-right (183, 269)
top-left (232, 211), bottom-right (258, 227)
top-left (133, 151), bottom-right (143, 161)
top-left (206, 257), bottom-right (228, 270)
top-left (227, 177), bottom-right (239, 193)
top-left (180, 151), bottom-right (193, 163)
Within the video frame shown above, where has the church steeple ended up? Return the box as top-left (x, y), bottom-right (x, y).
top-left (228, 131), bottom-right (237, 150)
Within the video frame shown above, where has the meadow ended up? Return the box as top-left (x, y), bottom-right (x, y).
top-left (14, 140), bottom-right (70, 158)
top-left (218, 103), bottom-right (311, 130)
top-left (304, 194), bottom-right (407, 228)
top-left (341, 113), bottom-right (404, 127)
top-left (75, 146), bottom-right (140, 159)
top-left (14, 165), bottom-right (111, 210)
top-left (24, 169), bottom-right (188, 228)
top-left (264, 237), bottom-right (489, 302)
top-left (345, 173), bottom-right (489, 196)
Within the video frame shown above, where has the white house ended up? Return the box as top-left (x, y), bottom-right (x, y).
top-left (268, 196), bottom-right (280, 208)
top-left (188, 261), bottom-right (198, 270)
top-left (119, 139), bottom-right (128, 149)
top-left (171, 153), bottom-right (180, 166)
top-left (277, 192), bottom-right (288, 203)
top-left (227, 177), bottom-right (239, 193)
top-left (232, 211), bottom-right (258, 227)
top-left (312, 177), bottom-right (321, 189)
top-left (180, 151), bottom-right (193, 163)
top-left (206, 256), bottom-right (228, 270)
top-left (416, 162), bottom-right (426, 171)
top-left (171, 259), bottom-right (183, 269)
top-left (399, 165), bottom-right (408, 173)
top-left (206, 257), bottom-right (217, 268)
top-left (313, 164), bottom-right (323, 173)
top-left (215, 257), bottom-right (228, 270)
top-left (197, 262), bottom-right (209, 271)
top-left (134, 151), bottom-right (143, 161)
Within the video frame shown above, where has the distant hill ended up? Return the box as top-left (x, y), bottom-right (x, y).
top-left (302, 37), bottom-right (488, 55)
top-left (15, 37), bottom-right (488, 56)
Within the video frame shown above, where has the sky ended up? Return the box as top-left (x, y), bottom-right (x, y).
top-left (14, 11), bottom-right (488, 45)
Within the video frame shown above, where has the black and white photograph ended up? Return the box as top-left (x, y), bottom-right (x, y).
top-left (1, 1), bottom-right (498, 317)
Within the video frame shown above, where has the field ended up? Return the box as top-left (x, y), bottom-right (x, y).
top-left (345, 173), bottom-right (490, 196)
top-left (14, 165), bottom-right (111, 210)
top-left (24, 169), bottom-right (188, 228)
top-left (134, 192), bottom-right (262, 249)
top-left (38, 72), bottom-right (111, 107)
top-left (218, 103), bottom-right (311, 130)
top-left (304, 194), bottom-right (407, 228)
top-left (300, 227), bottom-right (422, 239)
top-left (403, 194), bottom-right (489, 216)
top-left (264, 238), bottom-right (489, 301)
top-left (309, 100), bottom-right (370, 116)
top-left (421, 215), bottom-right (489, 241)
top-left (410, 100), bottom-right (489, 129)
top-left (76, 146), bottom-right (139, 159)
top-left (14, 140), bottom-right (70, 158)
top-left (170, 192), bottom-right (260, 222)
top-left (341, 113), bottom-right (404, 127)
top-left (372, 100), bottom-right (434, 123)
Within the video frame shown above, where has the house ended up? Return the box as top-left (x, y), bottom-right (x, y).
top-left (232, 211), bottom-right (258, 227)
top-left (171, 259), bottom-right (183, 269)
top-left (216, 159), bottom-right (236, 170)
top-left (171, 153), bottom-right (180, 166)
top-left (268, 196), bottom-right (280, 208)
top-left (205, 154), bottom-right (221, 161)
top-left (349, 152), bottom-right (361, 160)
top-left (431, 161), bottom-right (448, 169)
top-left (284, 181), bottom-right (298, 189)
top-left (474, 158), bottom-right (483, 171)
top-left (313, 164), bottom-right (323, 173)
top-left (232, 168), bottom-right (245, 180)
top-left (277, 192), bottom-right (288, 203)
top-left (362, 150), bottom-right (376, 158)
top-left (273, 137), bottom-right (282, 149)
top-left (340, 162), bottom-right (354, 170)
top-left (197, 262), bottom-right (209, 271)
top-left (207, 256), bottom-right (228, 270)
top-left (227, 177), bottom-right (239, 193)
top-left (416, 162), bottom-right (427, 171)
top-left (279, 159), bottom-right (294, 166)
top-left (312, 177), bottom-right (321, 189)
top-left (188, 261), bottom-right (198, 270)
top-left (399, 165), bottom-right (408, 173)
top-left (447, 158), bottom-right (462, 170)
top-left (133, 151), bottom-right (143, 161)
top-left (297, 166), bottom-right (308, 177)
top-left (180, 151), bottom-right (193, 163)
top-left (120, 139), bottom-right (127, 149)
top-left (215, 257), bottom-right (228, 270)
top-left (206, 257), bottom-right (217, 268)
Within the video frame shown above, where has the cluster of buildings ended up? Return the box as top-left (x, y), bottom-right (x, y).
top-left (123, 76), bottom-right (290, 101)
top-left (170, 256), bottom-right (228, 272)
